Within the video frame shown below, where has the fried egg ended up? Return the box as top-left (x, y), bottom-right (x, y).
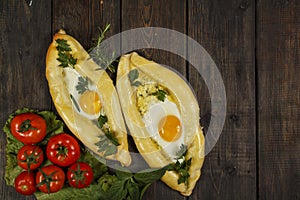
top-left (63, 67), bottom-right (102, 120)
top-left (142, 98), bottom-right (184, 162)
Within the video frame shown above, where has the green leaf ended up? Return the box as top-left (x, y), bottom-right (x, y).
top-left (98, 174), bottom-right (118, 193)
top-left (35, 184), bottom-right (101, 200)
top-left (132, 81), bottom-right (142, 87)
top-left (133, 164), bottom-right (171, 186)
top-left (102, 180), bottom-right (128, 200)
top-left (70, 94), bottom-right (81, 112)
top-left (128, 69), bottom-right (139, 86)
top-left (139, 183), bottom-right (152, 200)
top-left (154, 89), bottom-right (167, 101)
top-left (55, 39), bottom-right (72, 52)
top-left (76, 76), bottom-right (89, 94)
top-left (127, 181), bottom-right (140, 200)
top-left (95, 132), bottom-right (119, 157)
top-left (105, 132), bottom-right (120, 146)
top-left (98, 114), bottom-right (108, 128)
top-left (115, 166), bottom-right (133, 180)
top-left (56, 39), bottom-right (77, 69)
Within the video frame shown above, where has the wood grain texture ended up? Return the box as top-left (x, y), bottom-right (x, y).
top-left (0, 0), bottom-right (52, 199)
top-left (188, 0), bottom-right (256, 199)
top-left (121, 0), bottom-right (187, 199)
top-left (256, 0), bottom-right (300, 199)
top-left (0, 0), bottom-right (299, 200)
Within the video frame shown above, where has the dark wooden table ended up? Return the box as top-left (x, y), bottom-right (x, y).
top-left (0, 0), bottom-right (299, 199)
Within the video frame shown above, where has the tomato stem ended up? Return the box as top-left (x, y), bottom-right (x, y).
top-left (70, 162), bottom-right (87, 187)
top-left (36, 169), bottom-right (58, 194)
top-left (18, 119), bottom-right (37, 132)
top-left (56, 145), bottom-right (68, 159)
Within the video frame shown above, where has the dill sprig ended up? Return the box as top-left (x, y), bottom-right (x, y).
top-left (89, 24), bottom-right (118, 73)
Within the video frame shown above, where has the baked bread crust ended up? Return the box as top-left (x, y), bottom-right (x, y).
top-left (46, 30), bottom-right (131, 166)
top-left (116, 52), bottom-right (205, 196)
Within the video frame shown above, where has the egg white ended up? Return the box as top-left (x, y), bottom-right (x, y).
top-left (142, 99), bottom-right (185, 162)
top-left (63, 67), bottom-right (101, 120)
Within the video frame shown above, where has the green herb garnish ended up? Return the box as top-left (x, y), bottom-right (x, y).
top-left (55, 39), bottom-right (77, 68)
top-left (95, 133), bottom-right (119, 157)
top-left (75, 76), bottom-right (89, 94)
top-left (56, 39), bottom-right (72, 52)
top-left (95, 114), bottom-right (120, 157)
top-left (98, 114), bottom-right (108, 128)
top-left (128, 69), bottom-right (141, 87)
top-left (89, 24), bottom-right (117, 73)
top-left (70, 94), bottom-right (81, 112)
top-left (154, 89), bottom-right (167, 101)
top-left (99, 165), bottom-right (172, 200)
top-left (170, 144), bottom-right (192, 186)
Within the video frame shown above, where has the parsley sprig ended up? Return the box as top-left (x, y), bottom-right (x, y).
top-left (170, 144), bottom-right (192, 186)
top-left (55, 39), bottom-right (77, 68)
top-left (95, 114), bottom-right (120, 157)
top-left (99, 165), bottom-right (172, 200)
top-left (75, 76), bottom-right (89, 94)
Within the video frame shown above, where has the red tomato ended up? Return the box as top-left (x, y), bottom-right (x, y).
top-left (36, 165), bottom-right (65, 193)
top-left (14, 171), bottom-right (36, 195)
top-left (67, 162), bottom-right (94, 188)
top-left (10, 113), bottom-right (47, 144)
top-left (17, 145), bottom-right (44, 171)
top-left (46, 133), bottom-right (80, 167)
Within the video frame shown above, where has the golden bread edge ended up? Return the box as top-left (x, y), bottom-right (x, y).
top-left (116, 52), bottom-right (205, 196)
top-left (45, 30), bottom-right (131, 166)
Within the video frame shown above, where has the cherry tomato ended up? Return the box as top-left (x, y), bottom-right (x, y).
top-left (17, 145), bottom-right (44, 171)
top-left (10, 113), bottom-right (47, 144)
top-left (46, 133), bottom-right (80, 167)
top-left (67, 162), bottom-right (94, 188)
top-left (14, 171), bottom-right (36, 195)
top-left (36, 165), bottom-right (65, 193)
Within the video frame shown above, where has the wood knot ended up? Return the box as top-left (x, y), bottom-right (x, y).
top-left (239, 1), bottom-right (249, 10)
top-left (229, 114), bottom-right (240, 122)
top-left (224, 165), bottom-right (237, 176)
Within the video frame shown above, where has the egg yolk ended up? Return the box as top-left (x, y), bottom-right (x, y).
top-left (79, 90), bottom-right (102, 115)
top-left (158, 115), bottom-right (182, 142)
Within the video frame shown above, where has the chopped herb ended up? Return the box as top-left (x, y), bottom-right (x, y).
top-left (56, 39), bottom-right (72, 52)
top-left (169, 144), bottom-right (192, 186)
top-left (95, 132), bottom-right (119, 157)
top-left (55, 39), bottom-right (77, 68)
top-left (95, 114), bottom-right (120, 157)
top-left (128, 69), bottom-right (141, 86)
top-left (104, 132), bottom-right (119, 146)
top-left (70, 94), bottom-right (80, 112)
top-left (154, 89), bottom-right (167, 101)
top-left (75, 76), bottom-right (89, 94)
top-left (98, 114), bottom-right (108, 129)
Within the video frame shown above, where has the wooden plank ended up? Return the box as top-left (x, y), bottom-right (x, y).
top-left (121, 0), bottom-right (187, 199)
top-left (53, 0), bottom-right (120, 49)
top-left (188, 0), bottom-right (256, 199)
top-left (256, 0), bottom-right (300, 199)
top-left (0, 0), bottom-right (52, 199)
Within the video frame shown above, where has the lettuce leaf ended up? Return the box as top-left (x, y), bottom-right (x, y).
top-left (3, 108), bottom-right (64, 185)
top-left (3, 108), bottom-right (109, 200)
top-left (34, 184), bottom-right (101, 200)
